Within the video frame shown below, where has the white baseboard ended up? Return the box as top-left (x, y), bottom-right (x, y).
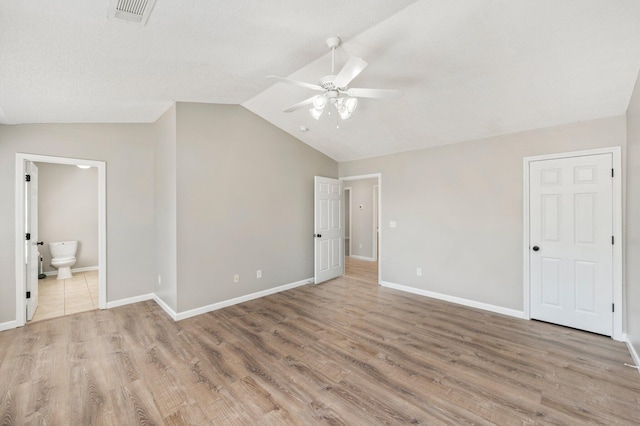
top-left (173, 278), bottom-right (314, 321)
top-left (44, 265), bottom-right (99, 276)
top-left (0, 320), bottom-right (20, 332)
top-left (625, 334), bottom-right (640, 374)
top-left (380, 281), bottom-right (526, 319)
top-left (349, 255), bottom-right (376, 262)
top-left (106, 293), bottom-right (155, 309)
top-left (153, 295), bottom-right (177, 321)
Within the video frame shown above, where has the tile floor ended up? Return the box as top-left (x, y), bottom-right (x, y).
top-left (30, 270), bottom-right (99, 323)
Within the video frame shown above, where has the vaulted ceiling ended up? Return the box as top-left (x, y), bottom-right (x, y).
top-left (2, 1), bottom-right (640, 161)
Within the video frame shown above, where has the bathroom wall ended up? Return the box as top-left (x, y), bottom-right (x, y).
top-left (36, 162), bottom-right (99, 273)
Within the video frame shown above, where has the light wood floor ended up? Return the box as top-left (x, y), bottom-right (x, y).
top-left (344, 256), bottom-right (378, 283)
top-left (1, 275), bottom-right (639, 424)
top-left (31, 271), bottom-right (99, 323)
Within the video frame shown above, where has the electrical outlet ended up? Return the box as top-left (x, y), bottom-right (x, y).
top-left (390, 221), bottom-right (397, 228)
top-left (158, 275), bottom-right (162, 285)
top-left (234, 274), bottom-right (239, 283)
top-left (359, 243), bottom-right (363, 249)
top-left (416, 268), bottom-right (422, 276)
top-left (257, 270), bottom-right (262, 279)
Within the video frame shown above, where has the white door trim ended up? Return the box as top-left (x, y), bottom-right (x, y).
top-left (523, 146), bottom-right (622, 340)
top-left (340, 173), bottom-right (382, 284)
top-left (372, 184), bottom-right (379, 261)
top-left (15, 153), bottom-right (107, 327)
top-left (344, 187), bottom-right (352, 257)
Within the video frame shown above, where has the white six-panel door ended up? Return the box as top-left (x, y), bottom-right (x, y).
top-left (530, 153), bottom-right (613, 335)
top-left (314, 176), bottom-right (344, 284)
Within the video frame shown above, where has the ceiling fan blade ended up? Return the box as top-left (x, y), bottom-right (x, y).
top-left (267, 75), bottom-right (323, 91)
top-left (332, 57), bottom-right (368, 88)
top-left (283, 96), bottom-right (316, 113)
top-left (346, 88), bottom-right (403, 99)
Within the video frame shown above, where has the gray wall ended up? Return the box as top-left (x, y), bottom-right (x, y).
top-left (347, 178), bottom-right (378, 259)
top-left (626, 69), bottom-right (640, 358)
top-left (0, 123), bottom-right (156, 323)
top-left (175, 103), bottom-right (338, 312)
top-left (35, 162), bottom-right (98, 272)
top-left (339, 115), bottom-right (626, 311)
top-left (154, 105), bottom-right (178, 311)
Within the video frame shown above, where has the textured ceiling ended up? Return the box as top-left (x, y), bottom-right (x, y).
top-left (2, 1), bottom-right (640, 162)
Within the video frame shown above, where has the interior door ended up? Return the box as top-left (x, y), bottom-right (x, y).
top-left (314, 176), bottom-right (343, 284)
top-left (25, 161), bottom-right (39, 321)
top-left (530, 153), bottom-right (613, 335)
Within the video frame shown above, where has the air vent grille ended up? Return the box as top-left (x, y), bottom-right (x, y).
top-left (109, 0), bottom-right (156, 25)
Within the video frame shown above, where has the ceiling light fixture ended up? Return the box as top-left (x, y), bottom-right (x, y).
top-left (309, 94), bottom-right (358, 121)
top-left (309, 107), bottom-right (323, 120)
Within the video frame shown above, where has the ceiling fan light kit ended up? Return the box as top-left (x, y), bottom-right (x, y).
top-left (268, 36), bottom-right (402, 123)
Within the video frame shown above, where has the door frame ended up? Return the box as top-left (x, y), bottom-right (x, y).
top-left (522, 146), bottom-right (622, 340)
top-left (15, 153), bottom-right (107, 327)
top-left (340, 173), bottom-right (382, 284)
top-left (372, 184), bottom-right (379, 261)
top-left (344, 186), bottom-right (352, 257)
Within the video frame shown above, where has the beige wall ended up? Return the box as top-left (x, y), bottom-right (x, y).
top-left (626, 69), bottom-right (640, 358)
top-left (35, 162), bottom-right (98, 272)
top-left (346, 178), bottom-right (378, 259)
top-left (339, 115), bottom-right (626, 311)
top-left (0, 123), bottom-right (156, 323)
top-left (175, 103), bottom-right (338, 312)
top-left (154, 105), bottom-right (178, 311)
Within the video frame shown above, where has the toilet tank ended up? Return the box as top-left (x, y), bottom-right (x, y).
top-left (49, 241), bottom-right (78, 258)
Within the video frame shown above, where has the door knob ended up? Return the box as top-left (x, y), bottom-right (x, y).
top-left (532, 246), bottom-right (540, 251)
top-left (314, 234), bottom-right (322, 238)
top-left (36, 241), bottom-right (44, 246)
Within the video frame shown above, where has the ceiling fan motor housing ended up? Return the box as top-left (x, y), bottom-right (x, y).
top-left (320, 75), bottom-right (340, 91)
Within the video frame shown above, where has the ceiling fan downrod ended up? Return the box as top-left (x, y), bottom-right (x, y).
top-left (326, 36), bottom-right (341, 75)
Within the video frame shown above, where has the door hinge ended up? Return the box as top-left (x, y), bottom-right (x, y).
top-left (26, 291), bottom-right (31, 299)
top-left (612, 303), bottom-right (615, 313)
top-left (25, 233), bottom-right (31, 241)
top-left (25, 174), bottom-right (31, 182)
top-left (611, 168), bottom-right (614, 178)
top-left (612, 236), bottom-right (614, 245)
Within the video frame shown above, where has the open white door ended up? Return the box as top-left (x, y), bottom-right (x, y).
top-left (530, 153), bottom-right (613, 335)
top-left (25, 162), bottom-right (39, 321)
top-left (314, 176), bottom-right (344, 284)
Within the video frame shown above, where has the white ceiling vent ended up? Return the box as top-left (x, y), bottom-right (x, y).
top-left (109, 0), bottom-right (156, 25)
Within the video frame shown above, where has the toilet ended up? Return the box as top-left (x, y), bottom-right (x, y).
top-left (49, 241), bottom-right (78, 280)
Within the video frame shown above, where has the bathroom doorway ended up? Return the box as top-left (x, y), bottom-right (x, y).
top-left (15, 154), bottom-right (106, 326)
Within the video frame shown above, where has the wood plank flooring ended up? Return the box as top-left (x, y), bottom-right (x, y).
top-left (344, 256), bottom-right (378, 283)
top-left (1, 274), bottom-right (639, 424)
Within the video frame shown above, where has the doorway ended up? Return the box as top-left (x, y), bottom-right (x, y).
top-left (523, 147), bottom-right (622, 340)
top-left (15, 154), bottom-right (107, 327)
top-left (341, 174), bottom-right (381, 284)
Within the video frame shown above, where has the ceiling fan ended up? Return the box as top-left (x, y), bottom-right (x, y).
top-left (268, 37), bottom-right (402, 121)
